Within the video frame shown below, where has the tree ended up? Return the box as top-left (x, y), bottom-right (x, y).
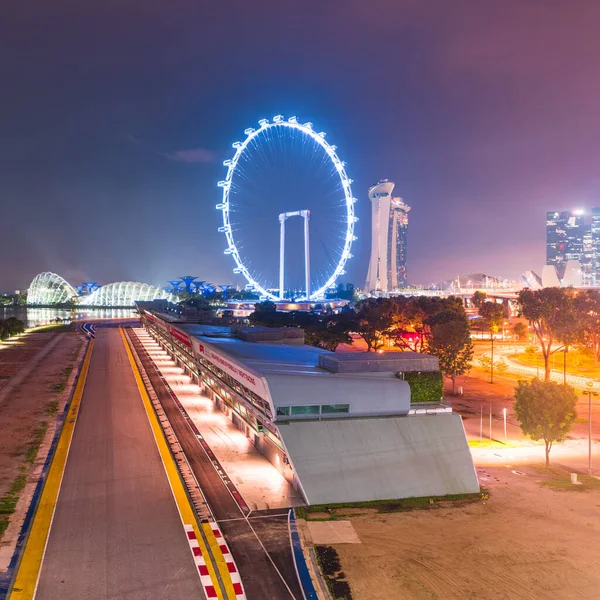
top-left (249, 300), bottom-right (279, 325)
top-left (512, 322), bottom-right (528, 341)
top-left (355, 298), bottom-right (397, 351)
top-left (0, 318), bottom-right (25, 340)
top-left (513, 379), bottom-right (577, 466)
top-left (518, 288), bottom-right (575, 381)
top-left (427, 313), bottom-right (473, 394)
top-left (478, 301), bottom-right (504, 338)
top-left (392, 295), bottom-right (467, 353)
top-left (471, 290), bottom-right (487, 308)
top-left (574, 290), bottom-right (600, 366)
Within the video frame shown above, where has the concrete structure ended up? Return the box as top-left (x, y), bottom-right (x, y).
top-left (365, 180), bottom-right (411, 293)
top-left (141, 311), bottom-right (479, 504)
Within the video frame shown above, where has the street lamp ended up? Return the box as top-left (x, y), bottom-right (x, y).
top-left (490, 324), bottom-right (499, 384)
top-left (583, 383), bottom-right (597, 477)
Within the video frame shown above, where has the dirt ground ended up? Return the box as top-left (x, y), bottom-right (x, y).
top-left (331, 466), bottom-right (600, 600)
top-left (0, 332), bottom-right (83, 500)
top-left (0, 331), bottom-right (57, 388)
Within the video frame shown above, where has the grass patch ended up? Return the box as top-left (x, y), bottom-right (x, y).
top-left (296, 490), bottom-right (486, 521)
top-left (511, 351), bottom-right (600, 377)
top-left (575, 417), bottom-right (589, 424)
top-left (0, 474), bottom-right (27, 515)
top-left (51, 365), bottom-right (74, 394)
top-left (468, 439), bottom-right (521, 449)
top-left (25, 423), bottom-right (48, 465)
top-left (533, 466), bottom-right (600, 492)
top-left (0, 518), bottom-right (8, 536)
top-left (315, 546), bottom-right (353, 600)
top-left (46, 400), bottom-right (59, 415)
top-left (34, 324), bottom-right (74, 333)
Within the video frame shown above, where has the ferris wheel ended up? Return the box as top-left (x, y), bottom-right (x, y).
top-left (217, 115), bottom-right (357, 301)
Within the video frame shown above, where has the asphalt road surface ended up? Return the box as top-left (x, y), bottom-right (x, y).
top-left (36, 328), bottom-right (204, 600)
top-left (128, 329), bottom-right (303, 600)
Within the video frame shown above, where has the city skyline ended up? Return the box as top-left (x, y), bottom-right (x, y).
top-left (546, 207), bottom-right (600, 286)
top-left (2, 2), bottom-right (600, 291)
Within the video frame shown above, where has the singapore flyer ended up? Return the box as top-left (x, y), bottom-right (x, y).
top-left (217, 115), bottom-right (357, 301)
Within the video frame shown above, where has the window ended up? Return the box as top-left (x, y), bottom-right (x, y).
top-left (321, 404), bottom-right (350, 414)
top-left (276, 406), bottom-right (290, 416)
top-left (291, 405), bottom-right (320, 416)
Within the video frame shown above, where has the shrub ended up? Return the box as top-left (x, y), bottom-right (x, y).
top-left (401, 371), bottom-right (444, 403)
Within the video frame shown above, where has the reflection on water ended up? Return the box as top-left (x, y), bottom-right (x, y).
top-left (0, 307), bottom-right (137, 328)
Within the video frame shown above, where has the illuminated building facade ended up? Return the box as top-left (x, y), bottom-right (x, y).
top-left (592, 208), bottom-right (600, 285)
top-left (365, 180), bottom-right (411, 292)
top-left (27, 272), bottom-right (175, 307)
top-left (546, 210), bottom-right (585, 279)
top-left (545, 209), bottom-right (600, 285)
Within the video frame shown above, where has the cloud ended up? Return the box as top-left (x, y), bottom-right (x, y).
top-left (165, 148), bottom-right (217, 164)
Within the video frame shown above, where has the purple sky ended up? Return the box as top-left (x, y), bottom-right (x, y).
top-left (2, 1), bottom-right (600, 291)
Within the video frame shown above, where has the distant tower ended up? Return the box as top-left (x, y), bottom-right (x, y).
top-left (364, 180), bottom-right (411, 292)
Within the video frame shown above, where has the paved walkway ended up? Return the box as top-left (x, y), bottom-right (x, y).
top-left (135, 328), bottom-right (304, 511)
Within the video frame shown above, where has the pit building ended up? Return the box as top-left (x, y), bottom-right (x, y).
top-left (141, 311), bottom-right (479, 504)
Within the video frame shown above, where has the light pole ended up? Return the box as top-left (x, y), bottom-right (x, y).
top-left (583, 384), bottom-right (597, 477)
top-left (490, 325), bottom-right (498, 384)
top-left (563, 347), bottom-right (568, 385)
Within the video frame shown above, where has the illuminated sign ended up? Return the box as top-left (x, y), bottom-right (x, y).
top-left (170, 326), bottom-right (191, 348)
top-left (192, 337), bottom-right (268, 398)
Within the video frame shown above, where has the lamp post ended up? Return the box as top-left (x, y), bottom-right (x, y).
top-left (583, 384), bottom-right (597, 477)
top-left (490, 324), bottom-right (499, 384)
top-left (563, 347), bottom-right (568, 385)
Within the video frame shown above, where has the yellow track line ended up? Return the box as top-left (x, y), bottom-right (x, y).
top-left (120, 328), bottom-right (236, 600)
top-left (10, 339), bottom-right (95, 600)
top-left (201, 521), bottom-right (238, 597)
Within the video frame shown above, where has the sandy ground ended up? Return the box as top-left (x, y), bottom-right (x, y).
top-left (330, 466), bottom-right (600, 600)
top-left (0, 332), bottom-right (83, 500)
top-left (0, 331), bottom-right (56, 388)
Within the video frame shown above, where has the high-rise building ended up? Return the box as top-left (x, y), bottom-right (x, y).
top-left (592, 208), bottom-right (600, 285)
top-left (546, 210), bottom-right (585, 279)
top-left (582, 225), bottom-right (594, 285)
top-left (365, 180), bottom-right (411, 292)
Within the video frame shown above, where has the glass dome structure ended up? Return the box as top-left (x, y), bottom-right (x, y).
top-left (26, 273), bottom-right (175, 307)
top-left (27, 272), bottom-right (78, 305)
top-left (84, 282), bottom-right (173, 306)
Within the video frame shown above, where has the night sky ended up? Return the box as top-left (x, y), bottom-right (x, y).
top-left (2, 1), bottom-right (600, 292)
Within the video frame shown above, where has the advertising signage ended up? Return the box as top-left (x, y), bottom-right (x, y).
top-left (170, 326), bottom-right (192, 348)
top-left (191, 337), bottom-right (268, 399)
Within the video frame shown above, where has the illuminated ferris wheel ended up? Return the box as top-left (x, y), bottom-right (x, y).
top-left (217, 115), bottom-right (357, 301)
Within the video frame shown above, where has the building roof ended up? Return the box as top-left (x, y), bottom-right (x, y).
top-left (179, 323), bottom-right (330, 376)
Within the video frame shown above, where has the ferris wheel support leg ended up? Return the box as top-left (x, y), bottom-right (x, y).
top-left (303, 210), bottom-right (311, 300)
top-left (279, 215), bottom-right (286, 300)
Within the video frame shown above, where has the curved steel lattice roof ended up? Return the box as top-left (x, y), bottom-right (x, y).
top-left (27, 272), bottom-right (78, 305)
top-left (83, 282), bottom-right (173, 307)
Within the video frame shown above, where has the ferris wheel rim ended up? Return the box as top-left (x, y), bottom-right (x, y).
top-left (217, 116), bottom-right (356, 301)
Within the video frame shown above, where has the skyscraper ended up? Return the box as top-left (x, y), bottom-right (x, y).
top-left (582, 225), bottom-right (594, 285)
top-left (592, 208), bottom-right (600, 285)
top-left (546, 210), bottom-right (585, 279)
top-left (364, 180), bottom-right (411, 293)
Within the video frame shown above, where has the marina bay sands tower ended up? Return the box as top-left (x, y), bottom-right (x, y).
top-left (364, 180), bottom-right (411, 293)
